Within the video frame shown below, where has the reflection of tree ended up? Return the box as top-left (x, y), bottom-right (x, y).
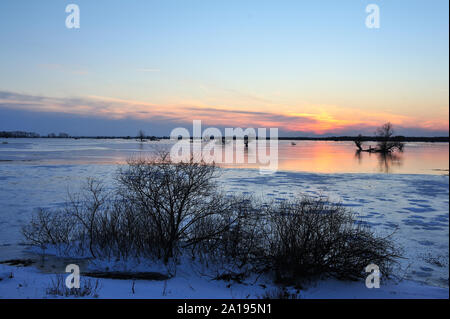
top-left (355, 150), bottom-right (403, 173)
top-left (354, 150), bottom-right (363, 164)
top-left (377, 152), bottom-right (403, 173)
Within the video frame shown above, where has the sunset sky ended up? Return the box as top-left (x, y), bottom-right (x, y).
top-left (0, 0), bottom-right (448, 136)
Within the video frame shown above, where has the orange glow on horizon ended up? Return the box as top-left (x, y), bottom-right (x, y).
top-left (0, 93), bottom-right (448, 135)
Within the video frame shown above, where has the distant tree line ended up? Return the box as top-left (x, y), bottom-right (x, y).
top-left (1, 130), bottom-right (447, 142)
top-left (0, 131), bottom-right (71, 138)
top-left (280, 136), bottom-right (449, 142)
top-left (0, 131), bottom-right (41, 138)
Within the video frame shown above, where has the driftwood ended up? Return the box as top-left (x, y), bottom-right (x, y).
top-left (355, 143), bottom-right (404, 154)
top-left (356, 146), bottom-right (388, 153)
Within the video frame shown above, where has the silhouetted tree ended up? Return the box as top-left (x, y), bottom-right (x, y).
top-left (137, 130), bottom-right (146, 142)
top-left (354, 123), bottom-right (404, 154)
top-left (375, 122), bottom-right (404, 153)
top-left (354, 134), bottom-right (364, 151)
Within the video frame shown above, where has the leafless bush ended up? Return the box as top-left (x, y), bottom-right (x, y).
top-left (22, 208), bottom-right (78, 254)
top-left (261, 197), bottom-right (401, 283)
top-left (23, 153), bottom-right (247, 263)
top-left (191, 195), bottom-right (401, 284)
top-left (375, 122), bottom-right (404, 153)
top-left (22, 179), bottom-right (112, 257)
top-left (23, 154), bottom-right (401, 283)
top-left (354, 123), bottom-right (404, 153)
top-left (194, 197), bottom-right (268, 273)
top-left (116, 154), bottom-right (245, 262)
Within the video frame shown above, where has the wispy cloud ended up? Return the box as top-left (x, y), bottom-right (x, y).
top-left (0, 90), bottom-right (448, 136)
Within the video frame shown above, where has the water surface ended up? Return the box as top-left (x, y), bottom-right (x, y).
top-left (0, 138), bottom-right (448, 174)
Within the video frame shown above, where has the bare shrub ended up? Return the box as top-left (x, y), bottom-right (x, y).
top-left (190, 195), bottom-right (401, 284)
top-left (23, 153), bottom-right (401, 284)
top-left (23, 153), bottom-right (247, 264)
top-left (22, 179), bottom-right (111, 257)
top-left (375, 122), bottom-right (404, 153)
top-left (196, 197), bottom-right (268, 273)
top-left (116, 154), bottom-right (244, 263)
top-left (197, 196), bottom-right (401, 284)
top-left (22, 208), bottom-right (77, 254)
top-left (354, 123), bottom-right (404, 154)
top-left (262, 197), bottom-right (401, 283)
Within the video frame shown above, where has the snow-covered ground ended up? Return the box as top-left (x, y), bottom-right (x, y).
top-left (220, 169), bottom-right (449, 289)
top-left (0, 161), bottom-right (448, 299)
top-left (0, 261), bottom-right (447, 299)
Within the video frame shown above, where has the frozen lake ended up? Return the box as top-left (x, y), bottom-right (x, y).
top-left (0, 138), bottom-right (448, 174)
top-left (0, 138), bottom-right (448, 290)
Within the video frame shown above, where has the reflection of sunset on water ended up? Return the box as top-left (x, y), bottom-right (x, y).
top-left (1, 139), bottom-right (447, 175)
top-left (222, 141), bottom-right (449, 174)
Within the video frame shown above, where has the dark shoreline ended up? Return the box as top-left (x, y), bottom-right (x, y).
top-left (278, 136), bottom-right (449, 142)
top-left (1, 135), bottom-right (448, 143)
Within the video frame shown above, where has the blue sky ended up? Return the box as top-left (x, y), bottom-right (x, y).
top-left (0, 0), bottom-right (448, 136)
